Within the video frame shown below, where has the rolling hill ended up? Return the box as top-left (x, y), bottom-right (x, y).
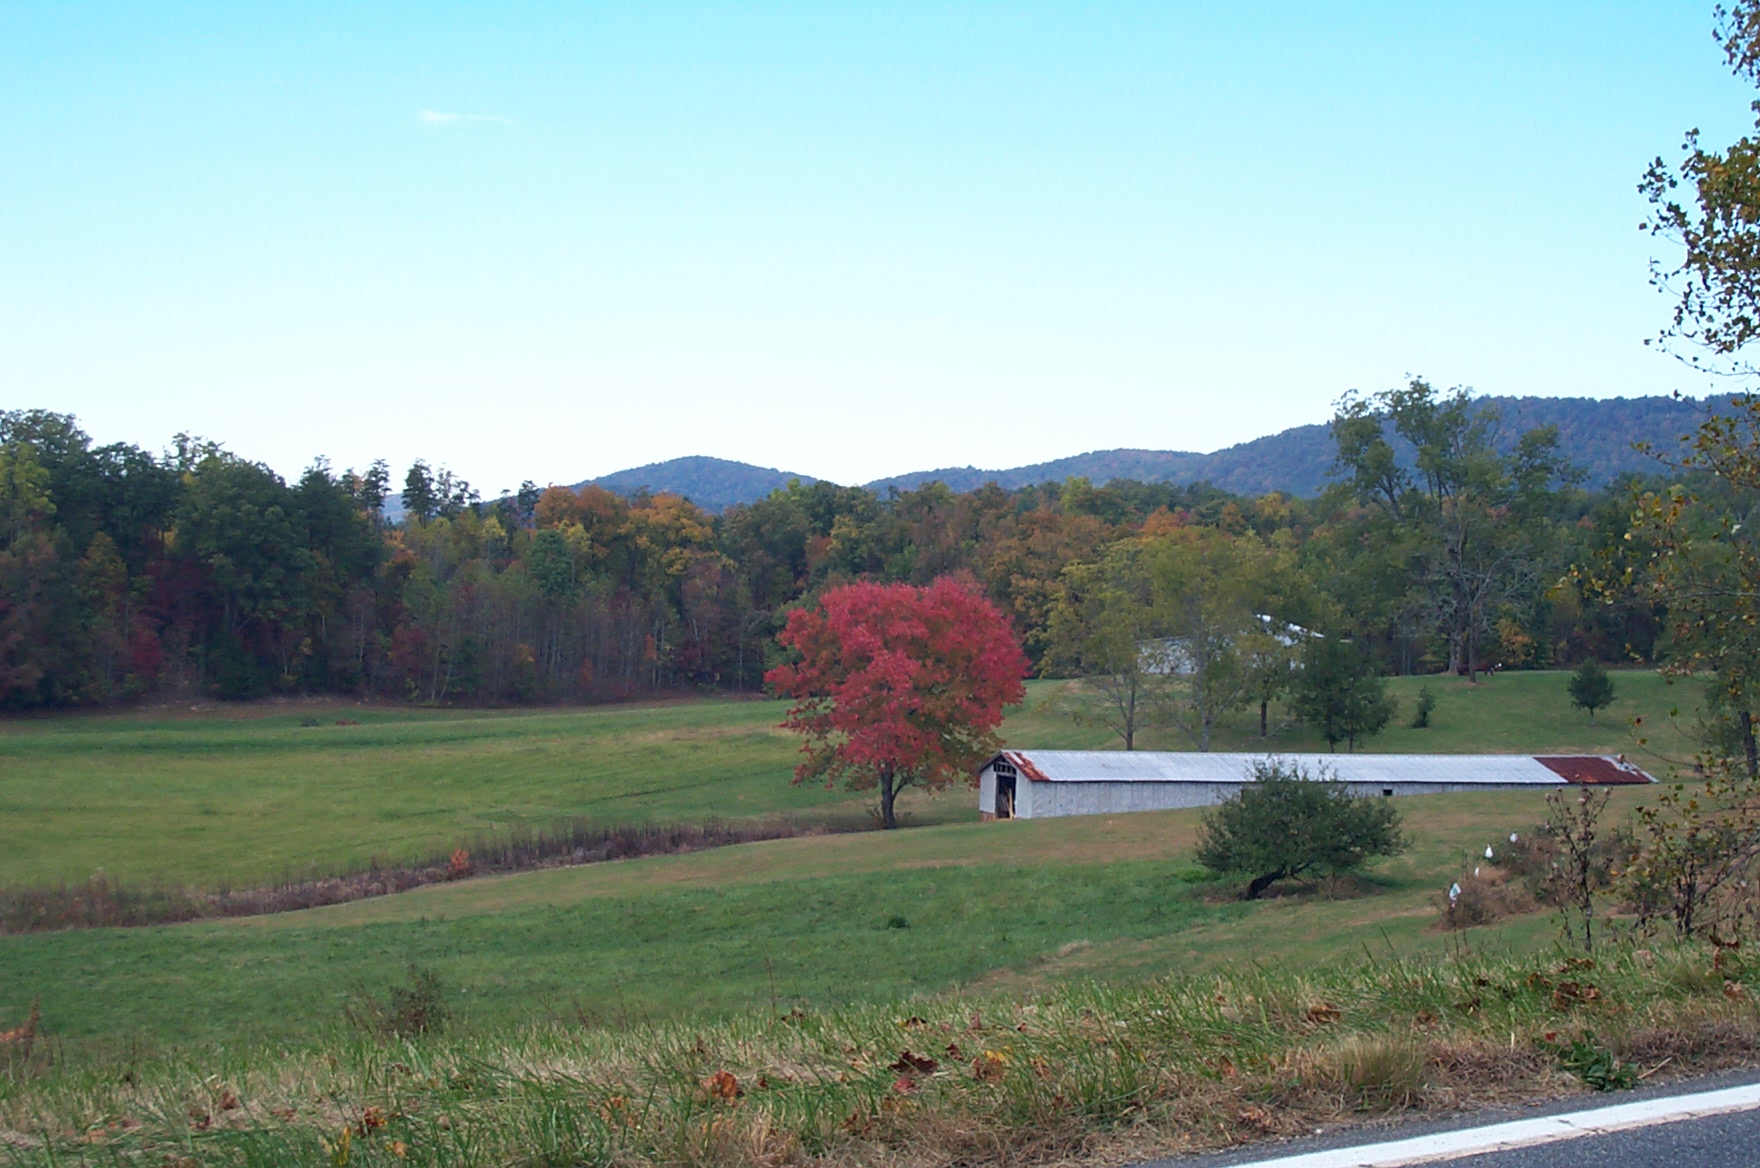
top-left (575, 455), bottom-right (818, 512)
top-left (572, 394), bottom-right (1716, 511)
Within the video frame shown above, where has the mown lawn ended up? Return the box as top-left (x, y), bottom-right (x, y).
top-left (0, 787), bottom-right (1653, 1052)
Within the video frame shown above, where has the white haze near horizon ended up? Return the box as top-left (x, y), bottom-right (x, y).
top-left (1, 3), bottom-right (1751, 498)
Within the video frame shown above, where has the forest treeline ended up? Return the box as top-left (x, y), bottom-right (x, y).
top-left (0, 386), bottom-right (1689, 709)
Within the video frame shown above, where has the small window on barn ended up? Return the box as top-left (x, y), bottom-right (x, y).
top-left (993, 761), bottom-right (1017, 779)
top-left (1382, 788), bottom-right (1394, 798)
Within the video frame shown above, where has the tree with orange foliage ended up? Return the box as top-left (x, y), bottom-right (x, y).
top-left (766, 578), bottom-right (1028, 829)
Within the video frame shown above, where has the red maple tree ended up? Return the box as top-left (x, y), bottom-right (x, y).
top-left (766, 577), bottom-right (1028, 828)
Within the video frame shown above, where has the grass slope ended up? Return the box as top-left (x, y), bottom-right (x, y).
top-left (1009, 669), bottom-right (1694, 755)
top-left (0, 699), bottom-right (861, 889)
top-left (0, 789), bottom-right (1652, 1051)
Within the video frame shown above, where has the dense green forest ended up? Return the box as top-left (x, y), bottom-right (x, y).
top-left (0, 387), bottom-right (1679, 710)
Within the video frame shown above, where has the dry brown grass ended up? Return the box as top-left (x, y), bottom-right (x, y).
top-left (5, 945), bottom-right (1758, 1168)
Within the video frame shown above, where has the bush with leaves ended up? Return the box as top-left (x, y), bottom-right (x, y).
top-left (1410, 685), bottom-right (1436, 729)
top-left (1196, 759), bottom-right (1407, 899)
top-left (344, 966), bottom-right (451, 1039)
top-left (1623, 762), bottom-right (1760, 943)
top-left (1543, 788), bottom-right (1615, 953)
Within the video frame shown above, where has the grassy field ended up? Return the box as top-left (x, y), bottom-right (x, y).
top-left (0, 669), bottom-right (1690, 892)
top-left (0, 668), bottom-right (1692, 1053)
top-left (1012, 667), bottom-right (1694, 756)
top-left (0, 787), bottom-right (1650, 1051)
top-left (0, 672), bottom-right (1727, 1167)
top-left (0, 698), bottom-right (849, 889)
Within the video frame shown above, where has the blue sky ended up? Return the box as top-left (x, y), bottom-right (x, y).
top-left (1, 2), bottom-right (1751, 495)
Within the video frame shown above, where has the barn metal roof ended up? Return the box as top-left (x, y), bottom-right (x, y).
top-left (988, 751), bottom-right (1655, 786)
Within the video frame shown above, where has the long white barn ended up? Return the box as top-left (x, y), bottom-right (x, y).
top-left (976, 750), bottom-right (1655, 820)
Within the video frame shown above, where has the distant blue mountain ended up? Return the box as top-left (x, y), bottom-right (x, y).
top-left (576, 456), bottom-right (817, 512)
top-left (572, 395), bottom-right (1715, 512)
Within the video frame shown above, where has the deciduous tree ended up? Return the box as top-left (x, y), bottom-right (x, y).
top-left (1332, 380), bottom-right (1577, 680)
top-left (1196, 759), bottom-right (1407, 899)
top-left (766, 578), bottom-right (1027, 829)
top-left (1143, 531), bottom-right (1282, 751)
top-left (1289, 636), bottom-right (1393, 751)
top-left (1044, 543), bottom-right (1163, 750)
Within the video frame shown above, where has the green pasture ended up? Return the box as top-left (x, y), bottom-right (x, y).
top-left (1014, 667), bottom-right (1689, 756)
top-left (0, 786), bottom-right (1651, 1052)
top-left (0, 669), bottom-right (1689, 892)
top-left (0, 698), bottom-right (850, 889)
top-left (0, 667), bottom-right (1695, 1057)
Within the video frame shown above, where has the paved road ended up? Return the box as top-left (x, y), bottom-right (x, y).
top-left (1140, 1068), bottom-right (1760, 1168)
top-left (1439, 1105), bottom-right (1760, 1166)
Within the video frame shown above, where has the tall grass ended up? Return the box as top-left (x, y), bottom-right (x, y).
top-left (0, 815), bottom-right (872, 934)
top-left (3, 943), bottom-right (1754, 1168)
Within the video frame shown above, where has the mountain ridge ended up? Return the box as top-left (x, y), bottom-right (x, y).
top-left (574, 394), bottom-right (1715, 511)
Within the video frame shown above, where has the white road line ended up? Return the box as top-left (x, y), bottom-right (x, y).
top-left (1212, 1082), bottom-right (1760, 1168)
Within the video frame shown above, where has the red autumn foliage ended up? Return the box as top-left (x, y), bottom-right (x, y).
top-left (766, 578), bottom-right (1027, 828)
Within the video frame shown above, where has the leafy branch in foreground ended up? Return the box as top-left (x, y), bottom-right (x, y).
top-left (1641, 1), bottom-right (1760, 374)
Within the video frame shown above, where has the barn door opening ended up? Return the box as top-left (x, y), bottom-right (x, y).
top-left (993, 761), bottom-right (1017, 819)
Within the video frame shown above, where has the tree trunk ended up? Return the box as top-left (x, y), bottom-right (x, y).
top-left (1260, 699), bottom-right (1269, 738)
top-left (879, 764), bottom-right (899, 830)
top-left (1464, 612), bottom-right (1478, 684)
top-left (1246, 869), bottom-right (1285, 900)
top-left (1744, 710), bottom-right (1758, 781)
top-left (1580, 871), bottom-right (1595, 954)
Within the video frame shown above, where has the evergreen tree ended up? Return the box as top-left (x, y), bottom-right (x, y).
top-left (1568, 659), bottom-right (1616, 723)
top-left (402, 461), bottom-right (438, 523)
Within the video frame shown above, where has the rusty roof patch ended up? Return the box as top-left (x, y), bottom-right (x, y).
top-left (1000, 751), bottom-right (1053, 783)
top-left (1536, 756), bottom-right (1656, 785)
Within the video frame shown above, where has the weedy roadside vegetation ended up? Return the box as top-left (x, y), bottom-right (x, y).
top-left (2, 944), bottom-right (1755, 1168)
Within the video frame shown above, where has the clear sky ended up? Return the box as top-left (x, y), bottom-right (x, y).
top-left (1, 2), bottom-right (1752, 496)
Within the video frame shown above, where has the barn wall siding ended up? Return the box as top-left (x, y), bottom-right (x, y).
top-left (1009, 779), bottom-right (1552, 820)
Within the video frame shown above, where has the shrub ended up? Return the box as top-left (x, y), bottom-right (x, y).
top-left (1196, 759), bottom-right (1408, 899)
top-left (1440, 866), bottom-right (1538, 929)
top-left (1410, 685), bottom-right (1436, 729)
top-left (345, 966), bottom-right (451, 1038)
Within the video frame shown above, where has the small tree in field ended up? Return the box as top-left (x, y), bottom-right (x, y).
top-left (766, 578), bottom-right (1029, 829)
top-left (1197, 760), bottom-right (1407, 899)
top-left (1289, 637), bottom-right (1393, 751)
top-left (1568, 660), bottom-right (1616, 723)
